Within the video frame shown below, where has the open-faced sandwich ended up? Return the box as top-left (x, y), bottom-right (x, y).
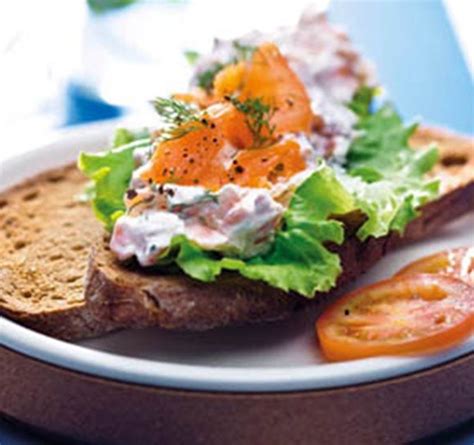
top-left (1, 11), bottom-right (473, 352)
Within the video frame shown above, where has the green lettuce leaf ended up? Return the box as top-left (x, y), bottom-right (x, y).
top-left (170, 164), bottom-right (355, 297)
top-left (347, 85), bottom-right (376, 118)
top-left (337, 170), bottom-right (438, 240)
top-left (77, 90), bottom-right (439, 298)
top-left (77, 129), bottom-right (152, 231)
top-left (345, 91), bottom-right (439, 240)
top-left (87, 0), bottom-right (138, 14)
top-left (112, 127), bottom-right (150, 148)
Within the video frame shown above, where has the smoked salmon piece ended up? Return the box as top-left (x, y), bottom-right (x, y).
top-left (142, 131), bottom-right (307, 191)
top-left (213, 61), bottom-right (246, 98)
top-left (232, 139), bottom-right (307, 188)
top-left (214, 43), bottom-right (313, 137)
top-left (141, 103), bottom-right (254, 190)
top-left (141, 120), bottom-right (228, 191)
top-left (142, 42), bottom-right (312, 191)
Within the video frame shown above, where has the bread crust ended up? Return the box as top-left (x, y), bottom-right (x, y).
top-left (1, 128), bottom-right (473, 339)
top-left (85, 179), bottom-right (474, 332)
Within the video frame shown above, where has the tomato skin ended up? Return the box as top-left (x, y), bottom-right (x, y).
top-left (395, 247), bottom-right (474, 287)
top-left (316, 274), bottom-right (474, 362)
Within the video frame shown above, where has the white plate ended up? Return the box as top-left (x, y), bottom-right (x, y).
top-left (1, 121), bottom-right (473, 393)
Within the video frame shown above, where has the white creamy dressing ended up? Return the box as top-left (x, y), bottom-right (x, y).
top-left (276, 11), bottom-right (376, 103)
top-left (183, 184), bottom-right (283, 257)
top-left (111, 11), bottom-right (378, 266)
top-left (111, 183), bottom-right (283, 265)
top-left (112, 133), bottom-right (312, 266)
top-left (307, 86), bottom-right (358, 162)
top-left (166, 185), bottom-right (208, 207)
top-left (111, 210), bottom-right (184, 266)
top-left (197, 10), bottom-right (376, 103)
top-left (133, 144), bottom-right (154, 166)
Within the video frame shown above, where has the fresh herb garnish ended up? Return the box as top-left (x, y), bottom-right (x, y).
top-left (153, 97), bottom-right (200, 125)
top-left (196, 62), bottom-right (225, 92)
top-left (153, 97), bottom-right (204, 141)
top-left (228, 96), bottom-right (275, 145)
top-left (184, 50), bottom-right (200, 66)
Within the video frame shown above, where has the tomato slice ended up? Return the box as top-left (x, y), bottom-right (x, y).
top-left (316, 274), bottom-right (474, 361)
top-left (395, 247), bottom-right (474, 287)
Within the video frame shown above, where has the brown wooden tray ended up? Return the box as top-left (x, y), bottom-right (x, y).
top-left (1, 346), bottom-right (473, 445)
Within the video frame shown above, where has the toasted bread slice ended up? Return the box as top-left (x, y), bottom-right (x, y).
top-left (0, 167), bottom-right (107, 339)
top-left (1, 128), bottom-right (473, 339)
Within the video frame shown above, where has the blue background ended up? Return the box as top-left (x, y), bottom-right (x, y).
top-left (329, 0), bottom-right (473, 135)
top-left (1, 0), bottom-right (472, 444)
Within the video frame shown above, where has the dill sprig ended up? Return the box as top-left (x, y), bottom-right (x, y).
top-left (227, 96), bottom-right (275, 145)
top-left (153, 97), bottom-right (200, 125)
top-left (152, 97), bottom-right (202, 141)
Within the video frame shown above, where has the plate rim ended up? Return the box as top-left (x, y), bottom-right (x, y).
top-left (1, 122), bottom-right (473, 393)
top-left (2, 317), bottom-right (473, 393)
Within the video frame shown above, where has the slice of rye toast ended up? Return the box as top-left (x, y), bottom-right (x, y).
top-left (1, 128), bottom-right (473, 340)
